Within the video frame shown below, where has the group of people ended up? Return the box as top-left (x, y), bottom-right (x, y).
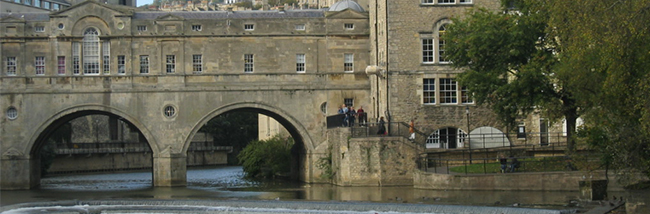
top-left (499, 154), bottom-right (520, 173)
top-left (338, 104), bottom-right (366, 127)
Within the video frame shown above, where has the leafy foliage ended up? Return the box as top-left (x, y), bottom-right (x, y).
top-left (238, 135), bottom-right (294, 179)
top-left (445, 1), bottom-right (580, 151)
top-left (200, 112), bottom-right (258, 165)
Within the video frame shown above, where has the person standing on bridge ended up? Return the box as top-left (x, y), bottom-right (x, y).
top-left (357, 106), bottom-right (366, 126)
top-left (409, 120), bottom-right (415, 141)
top-left (348, 107), bottom-right (356, 127)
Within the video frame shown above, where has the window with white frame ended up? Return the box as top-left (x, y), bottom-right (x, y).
top-left (423, 78), bottom-right (435, 104)
top-left (34, 26), bottom-right (44, 32)
top-left (166, 55), bottom-right (175, 73)
top-left (344, 23), bottom-right (354, 30)
top-left (422, 0), bottom-right (472, 5)
top-left (191, 25), bottom-right (202, 31)
top-left (244, 24), bottom-right (254, 31)
top-left (102, 41), bottom-right (110, 73)
top-left (137, 25), bottom-right (147, 32)
top-left (461, 86), bottom-right (473, 104)
top-left (438, 24), bottom-right (449, 63)
top-left (296, 54), bottom-right (305, 72)
top-left (82, 28), bottom-right (100, 74)
top-left (117, 55), bottom-right (125, 74)
top-left (72, 42), bottom-right (80, 74)
top-left (295, 24), bottom-right (305, 31)
top-left (35, 56), bottom-right (45, 75)
top-left (344, 53), bottom-right (354, 72)
top-left (438, 0), bottom-right (455, 3)
top-left (140, 55), bottom-right (149, 74)
top-left (6, 57), bottom-right (17, 76)
top-left (57, 56), bottom-right (65, 75)
top-left (244, 54), bottom-right (254, 73)
top-left (422, 38), bottom-right (434, 63)
top-left (193, 54), bottom-right (202, 73)
top-left (440, 78), bottom-right (457, 104)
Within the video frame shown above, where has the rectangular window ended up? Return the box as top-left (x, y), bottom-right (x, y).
top-left (14, 0), bottom-right (20, 3)
top-left (35, 56), bottom-right (45, 75)
top-left (344, 98), bottom-right (354, 108)
top-left (34, 0), bottom-right (40, 7)
top-left (344, 23), bottom-right (354, 30)
top-left (191, 25), bottom-right (202, 31)
top-left (57, 56), bottom-right (65, 75)
top-left (6, 57), bottom-right (17, 76)
top-left (102, 41), bottom-right (110, 73)
top-left (244, 24), bottom-right (254, 30)
top-left (43, 1), bottom-right (50, 9)
top-left (423, 78), bottom-right (435, 104)
top-left (422, 0), bottom-right (434, 3)
top-left (117, 55), bottom-right (126, 74)
top-left (53, 3), bottom-right (59, 11)
top-left (166, 55), bottom-right (175, 73)
top-left (140, 55), bottom-right (149, 74)
top-left (461, 85), bottom-right (473, 104)
top-left (440, 78), bottom-right (457, 104)
top-left (438, 0), bottom-right (455, 3)
top-left (244, 54), bottom-right (254, 73)
top-left (295, 24), bottom-right (305, 31)
top-left (460, 0), bottom-right (472, 3)
top-left (439, 28), bottom-right (449, 63)
top-left (344, 53), bottom-right (354, 72)
top-left (34, 26), bottom-right (45, 32)
top-left (296, 54), bottom-right (305, 73)
top-left (192, 54), bottom-right (202, 73)
top-left (72, 42), bottom-right (80, 75)
top-left (24, 0), bottom-right (31, 6)
top-left (137, 25), bottom-right (147, 32)
top-left (422, 39), bottom-right (434, 63)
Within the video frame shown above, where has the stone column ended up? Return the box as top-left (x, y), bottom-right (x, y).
top-left (1, 149), bottom-right (39, 190)
top-left (152, 146), bottom-right (187, 187)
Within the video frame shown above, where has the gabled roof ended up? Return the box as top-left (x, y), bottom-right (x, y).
top-left (325, 8), bottom-right (368, 19)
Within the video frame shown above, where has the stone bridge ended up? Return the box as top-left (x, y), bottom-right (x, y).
top-left (1, 73), bottom-right (371, 189)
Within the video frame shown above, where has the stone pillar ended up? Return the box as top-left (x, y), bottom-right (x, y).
top-left (153, 147), bottom-right (187, 187)
top-left (1, 152), bottom-right (39, 190)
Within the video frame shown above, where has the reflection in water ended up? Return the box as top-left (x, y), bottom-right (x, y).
top-left (1, 166), bottom-right (581, 210)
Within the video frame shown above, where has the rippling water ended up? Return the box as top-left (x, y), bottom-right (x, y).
top-left (1, 166), bottom-right (584, 211)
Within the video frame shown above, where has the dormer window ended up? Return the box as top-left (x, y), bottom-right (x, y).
top-left (34, 26), bottom-right (45, 32)
top-left (192, 25), bottom-right (202, 31)
top-left (244, 24), bottom-right (254, 31)
top-left (295, 24), bottom-right (305, 31)
top-left (137, 25), bottom-right (147, 32)
top-left (344, 23), bottom-right (354, 30)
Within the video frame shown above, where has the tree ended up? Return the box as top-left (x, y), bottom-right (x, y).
top-left (238, 135), bottom-right (294, 179)
top-left (445, 0), bottom-right (580, 151)
top-left (549, 0), bottom-right (650, 179)
top-left (199, 112), bottom-right (258, 165)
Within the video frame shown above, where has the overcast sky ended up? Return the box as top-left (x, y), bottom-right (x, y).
top-left (137, 0), bottom-right (153, 6)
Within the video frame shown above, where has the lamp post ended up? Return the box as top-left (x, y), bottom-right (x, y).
top-left (466, 106), bottom-right (472, 164)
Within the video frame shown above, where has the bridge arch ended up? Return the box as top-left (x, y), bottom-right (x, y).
top-left (29, 104), bottom-right (159, 157)
top-left (185, 102), bottom-right (315, 153)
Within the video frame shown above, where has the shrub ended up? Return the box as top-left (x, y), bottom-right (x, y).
top-left (238, 135), bottom-right (294, 179)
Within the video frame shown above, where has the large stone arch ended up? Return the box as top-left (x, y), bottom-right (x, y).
top-left (184, 101), bottom-right (315, 153)
top-left (29, 104), bottom-right (159, 157)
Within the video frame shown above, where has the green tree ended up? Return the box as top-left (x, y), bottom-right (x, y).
top-left (238, 135), bottom-right (294, 179)
top-left (445, 0), bottom-right (580, 151)
top-left (549, 0), bottom-right (650, 179)
top-left (200, 112), bottom-right (258, 165)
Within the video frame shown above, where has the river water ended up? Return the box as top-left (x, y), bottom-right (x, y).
top-left (1, 166), bottom-right (585, 213)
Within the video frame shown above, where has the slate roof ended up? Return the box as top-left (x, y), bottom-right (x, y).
top-left (133, 10), bottom-right (325, 20)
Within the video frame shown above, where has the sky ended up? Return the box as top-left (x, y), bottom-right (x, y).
top-left (137, 0), bottom-right (153, 7)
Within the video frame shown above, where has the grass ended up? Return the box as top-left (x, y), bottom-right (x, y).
top-left (447, 156), bottom-right (595, 174)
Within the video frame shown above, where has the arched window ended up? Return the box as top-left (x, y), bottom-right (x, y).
top-left (438, 24), bottom-right (449, 63)
top-left (83, 28), bottom-right (100, 74)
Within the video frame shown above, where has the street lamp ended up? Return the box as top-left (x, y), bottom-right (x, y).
top-left (466, 106), bottom-right (472, 164)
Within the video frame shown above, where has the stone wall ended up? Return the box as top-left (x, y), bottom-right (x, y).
top-left (329, 128), bottom-right (422, 186)
top-left (414, 170), bottom-right (625, 192)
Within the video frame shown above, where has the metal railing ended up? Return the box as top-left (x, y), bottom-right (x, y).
top-left (419, 154), bottom-right (600, 174)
